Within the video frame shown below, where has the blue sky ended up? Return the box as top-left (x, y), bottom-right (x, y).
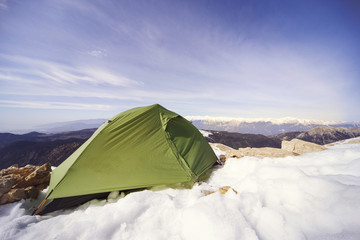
top-left (0, 0), bottom-right (359, 131)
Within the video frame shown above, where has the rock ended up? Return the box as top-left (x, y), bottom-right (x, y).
top-left (25, 186), bottom-right (41, 199)
top-left (211, 143), bottom-right (243, 159)
top-left (0, 193), bottom-right (10, 205)
top-left (281, 139), bottom-right (327, 154)
top-left (218, 186), bottom-right (237, 194)
top-left (14, 163), bottom-right (51, 188)
top-left (9, 188), bottom-right (27, 200)
top-left (0, 189), bottom-right (27, 204)
top-left (201, 186), bottom-right (238, 196)
top-left (0, 163), bottom-right (52, 205)
top-left (237, 147), bottom-right (296, 158)
top-left (211, 143), bottom-right (295, 159)
top-left (0, 186), bottom-right (41, 204)
top-left (218, 154), bottom-right (226, 164)
top-left (34, 183), bottom-right (50, 191)
top-left (212, 139), bottom-right (328, 160)
top-left (0, 165), bottom-right (37, 177)
top-left (4, 174), bottom-right (23, 185)
top-left (0, 177), bottom-right (16, 195)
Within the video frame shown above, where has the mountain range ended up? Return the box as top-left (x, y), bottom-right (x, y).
top-left (0, 129), bottom-right (95, 169)
top-left (1, 126), bottom-right (359, 170)
top-left (188, 116), bottom-right (360, 135)
top-left (11, 117), bottom-right (360, 135)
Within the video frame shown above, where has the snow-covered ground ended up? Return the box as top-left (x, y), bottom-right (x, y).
top-left (199, 129), bottom-right (212, 137)
top-left (1, 139), bottom-right (360, 240)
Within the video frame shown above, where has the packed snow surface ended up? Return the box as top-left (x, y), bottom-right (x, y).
top-left (1, 139), bottom-right (360, 240)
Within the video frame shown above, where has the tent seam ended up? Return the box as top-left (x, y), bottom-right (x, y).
top-left (159, 110), bottom-right (195, 181)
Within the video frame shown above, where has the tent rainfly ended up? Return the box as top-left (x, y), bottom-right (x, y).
top-left (34, 104), bottom-right (217, 214)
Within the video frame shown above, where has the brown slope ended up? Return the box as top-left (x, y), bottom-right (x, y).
top-left (270, 127), bottom-right (360, 145)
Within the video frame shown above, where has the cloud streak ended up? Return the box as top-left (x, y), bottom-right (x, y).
top-left (86, 49), bottom-right (107, 58)
top-left (0, 100), bottom-right (111, 110)
top-left (0, 54), bottom-right (140, 87)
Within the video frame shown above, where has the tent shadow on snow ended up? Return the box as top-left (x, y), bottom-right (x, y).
top-left (34, 104), bottom-right (218, 215)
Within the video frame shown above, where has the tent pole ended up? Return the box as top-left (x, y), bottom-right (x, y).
top-left (33, 198), bottom-right (48, 216)
top-left (33, 189), bottom-right (53, 216)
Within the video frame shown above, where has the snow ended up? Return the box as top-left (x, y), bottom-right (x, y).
top-left (1, 140), bottom-right (360, 240)
top-left (199, 130), bottom-right (212, 137)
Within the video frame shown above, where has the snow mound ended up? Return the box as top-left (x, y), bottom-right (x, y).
top-left (1, 141), bottom-right (360, 240)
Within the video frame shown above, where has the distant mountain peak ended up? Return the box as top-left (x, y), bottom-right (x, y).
top-left (186, 116), bottom-right (360, 135)
top-left (185, 116), bottom-right (344, 125)
top-left (272, 126), bottom-right (360, 145)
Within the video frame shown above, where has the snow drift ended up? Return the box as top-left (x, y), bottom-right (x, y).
top-left (1, 138), bottom-right (360, 240)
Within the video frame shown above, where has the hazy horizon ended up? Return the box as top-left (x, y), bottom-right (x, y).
top-left (2, 114), bottom-right (360, 134)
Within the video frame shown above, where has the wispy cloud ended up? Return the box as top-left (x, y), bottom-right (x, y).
top-left (0, 0), bottom-right (8, 10)
top-left (0, 0), bottom-right (358, 131)
top-left (0, 83), bottom-right (212, 102)
top-left (86, 49), bottom-right (107, 58)
top-left (0, 100), bottom-right (111, 110)
top-left (0, 54), bottom-right (140, 87)
top-left (0, 73), bottom-right (40, 84)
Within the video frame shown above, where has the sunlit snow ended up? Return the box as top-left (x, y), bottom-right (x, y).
top-left (1, 139), bottom-right (360, 240)
top-left (199, 130), bottom-right (212, 137)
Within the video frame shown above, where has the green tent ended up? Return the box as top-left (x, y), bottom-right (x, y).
top-left (35, 104), bottom-right (217, 214)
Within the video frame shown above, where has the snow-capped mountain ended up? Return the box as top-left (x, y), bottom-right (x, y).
top-left (186, 116), bottom-right (360, 135)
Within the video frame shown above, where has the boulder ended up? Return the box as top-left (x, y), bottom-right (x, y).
top-left (14, 163), bottom-right (51, 188)
top-left (3, 174), bottom-right (23, 185)
top-left (211, 143), bottom-right (242, 159)
top-left (0, 164), bottom-right (37, 177)
top-left (0, 163), bottom-right (52, 205)
top-left (0, 189), bottom-right (27, 204)
top-left (0, 193), bottom-right (10, 205)
top-left (25, 186), bottom-right (41, 199)
top-left (34, 183), bottom-right (50, 191)
top-left (8, 188), bottom-right (27, 201)
top-left (281, 139), bottom-right (327, 154)
top-left (0, 177), bottom-right (16, 195)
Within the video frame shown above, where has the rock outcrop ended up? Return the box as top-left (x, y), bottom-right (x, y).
top-left (212, 143), bottom-right (296, 159)
top-left (282, 139), bottom-right (327, 155)
top-left (0, 163), bottom-right (51, 205)
top-left (237, 147), bottom-right (296, 158)
top-left (212, 139), bottom-right (327, 160)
